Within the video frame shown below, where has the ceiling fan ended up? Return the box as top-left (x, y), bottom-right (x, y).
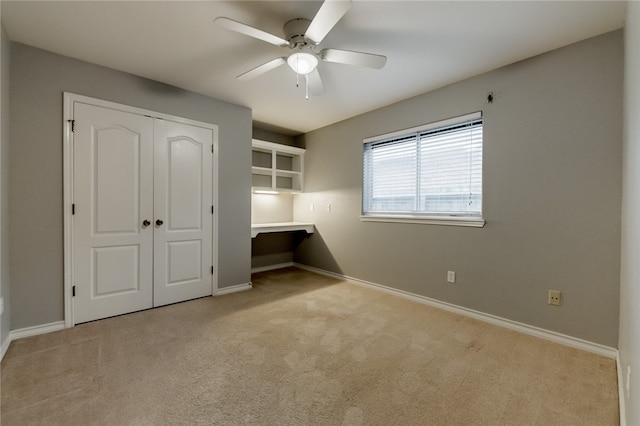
top-left (215, 0), bottom-right (387, 99)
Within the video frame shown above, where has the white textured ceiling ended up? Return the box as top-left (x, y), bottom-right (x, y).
top-left (2, 1), bottom-right (626, 135)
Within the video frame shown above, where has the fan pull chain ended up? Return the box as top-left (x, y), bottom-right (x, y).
top-left (306, 76), bottom-right (309, 100)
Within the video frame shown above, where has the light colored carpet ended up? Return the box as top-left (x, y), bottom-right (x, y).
top-left (1, 267), bottom-right (618, 425)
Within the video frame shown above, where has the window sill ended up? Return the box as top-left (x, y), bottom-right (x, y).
top-left (360, 215), bottom-right (485, 228)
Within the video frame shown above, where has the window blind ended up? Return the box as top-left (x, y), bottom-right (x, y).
top-left (363, 112), bottom-right (483, 218)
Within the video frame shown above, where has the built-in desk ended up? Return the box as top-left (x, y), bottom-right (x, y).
top-left (251, 222), bottom-right (315, 238)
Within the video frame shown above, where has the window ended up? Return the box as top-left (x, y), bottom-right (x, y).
top-left (362, 112), bottom-right (484, 227)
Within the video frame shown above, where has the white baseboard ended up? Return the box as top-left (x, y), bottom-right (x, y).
top-left (215, 282), bottom-right (252, 296)
top-left (11, 321), bottom-right (66, 341)
top-left (617, 351), bottom-right (627, 426)
top-left (294, 263), bottom-right (618, 359)
top-left (1, 334), bottom-right (11, 361)
top-left (1, 321), bottom-right (67, 361)
top-left (251, 262), bottom-right (294, 274)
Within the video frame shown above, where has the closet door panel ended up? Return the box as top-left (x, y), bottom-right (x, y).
top-left (153, 119), bottom-right (213, 306)
top-left (73, 103), bottom-right (154, 323)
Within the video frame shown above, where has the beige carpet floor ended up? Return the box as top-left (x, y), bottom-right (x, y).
top-left (1, 267), bottom-right (618, 425)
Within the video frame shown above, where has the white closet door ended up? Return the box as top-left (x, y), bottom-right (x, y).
top-left (153, 119), bottom-right (213, 307)
top-left (73, 103), bottom-right (154, 323)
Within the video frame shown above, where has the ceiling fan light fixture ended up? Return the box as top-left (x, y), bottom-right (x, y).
top-left (287, 52), bottom-right (318, 75)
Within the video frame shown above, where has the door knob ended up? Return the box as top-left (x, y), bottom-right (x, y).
top-left (156, 219), bottom-right (164, 226)
top-left (142, 219), bottom-right (151, 227)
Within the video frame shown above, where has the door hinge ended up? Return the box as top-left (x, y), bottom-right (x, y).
top-left (211, 145), bottom-right (214, 154)
top-left (211, 205), bottom-right (214, 214)
top-left (211, 266), bottom-right (214, 275)
top-left (72, 204), bottom-right (75, 215)
top-left (68, 119), bottom-right (75, 132)
top-left (72, 285), bottom-right (76, 297)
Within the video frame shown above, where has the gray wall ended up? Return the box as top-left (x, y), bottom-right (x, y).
top-left (252, 127), bottom-right (298, 148)
top-left (252, 232), bottom-right (298, 269)
top-left (10, 43), bottom-right (252, 330)
top-left (293, 30), bottom-right (623, 347)
top-left (620, 2), bottom-right (640, 423)
top-left (0, 24), bottom-right (10, 348)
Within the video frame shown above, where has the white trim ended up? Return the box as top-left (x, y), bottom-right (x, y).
top-left (64, 93), bottom-right (218, 130)
top-left (294, 263), bottom-right (618, 359)
top-left (63, 92), bottom-right (220, 327)
top-left (1, 321), bottom-right (67, 361)
top-left (10, 321), bottom-right (66, 341)
top-left (252, 139), bottom-right (305, 155)
top-left (617, 351), bottom-right (627, 426)
top-left (1, 334), bottom-right (11, 361)
top-left (361, 215), bottom-right (485, 228)
top-left (215, 282), bottom-right (252, 296)
top-left (251, 262), bottom-right (294, 273)
top-left (211, 129), bottom-right (219, 295)
top-left (63, 94), bottom-right (74, 328)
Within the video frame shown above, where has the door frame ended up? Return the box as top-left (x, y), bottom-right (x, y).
top-left (63, 93), bottom-right (219, 327)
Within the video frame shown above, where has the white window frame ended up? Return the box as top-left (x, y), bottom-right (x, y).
top-left (361, 112), bottom-right (485, 228)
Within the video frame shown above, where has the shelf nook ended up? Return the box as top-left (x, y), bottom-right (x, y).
top-left (252, 139), bottom-right (305, 193)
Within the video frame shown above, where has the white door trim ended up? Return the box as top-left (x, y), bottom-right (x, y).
top-left (63, 92), bottom-right (219, 327)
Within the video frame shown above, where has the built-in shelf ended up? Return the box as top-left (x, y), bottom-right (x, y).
top-left (252, 139), bottom-right (305, 193)
top-left (251, 222), bottom-right (315, 238)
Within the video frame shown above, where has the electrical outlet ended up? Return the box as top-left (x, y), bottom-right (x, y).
top-left (310, 203), bottom-right (314, 212)
top-left (326, 203), bottom-right (331, 213)
top-left (447, 271), bottom-right (456, 283)
top-left (548, 290), bottom-right (561, 306)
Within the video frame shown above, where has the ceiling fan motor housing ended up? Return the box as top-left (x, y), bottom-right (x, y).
top-left (283, 18), bottom-right (313, 49)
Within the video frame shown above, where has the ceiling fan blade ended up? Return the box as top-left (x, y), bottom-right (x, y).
top-left (237, 57), bottom-right (287, 81)
top-left (321, 48), bottom-right (387, 69)
top-left (215, 17), bottom-right (289, 47)
top-left (306, 69), bottom-right (325, 97)
top-left (305, 0), bottom-right (352, 45)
